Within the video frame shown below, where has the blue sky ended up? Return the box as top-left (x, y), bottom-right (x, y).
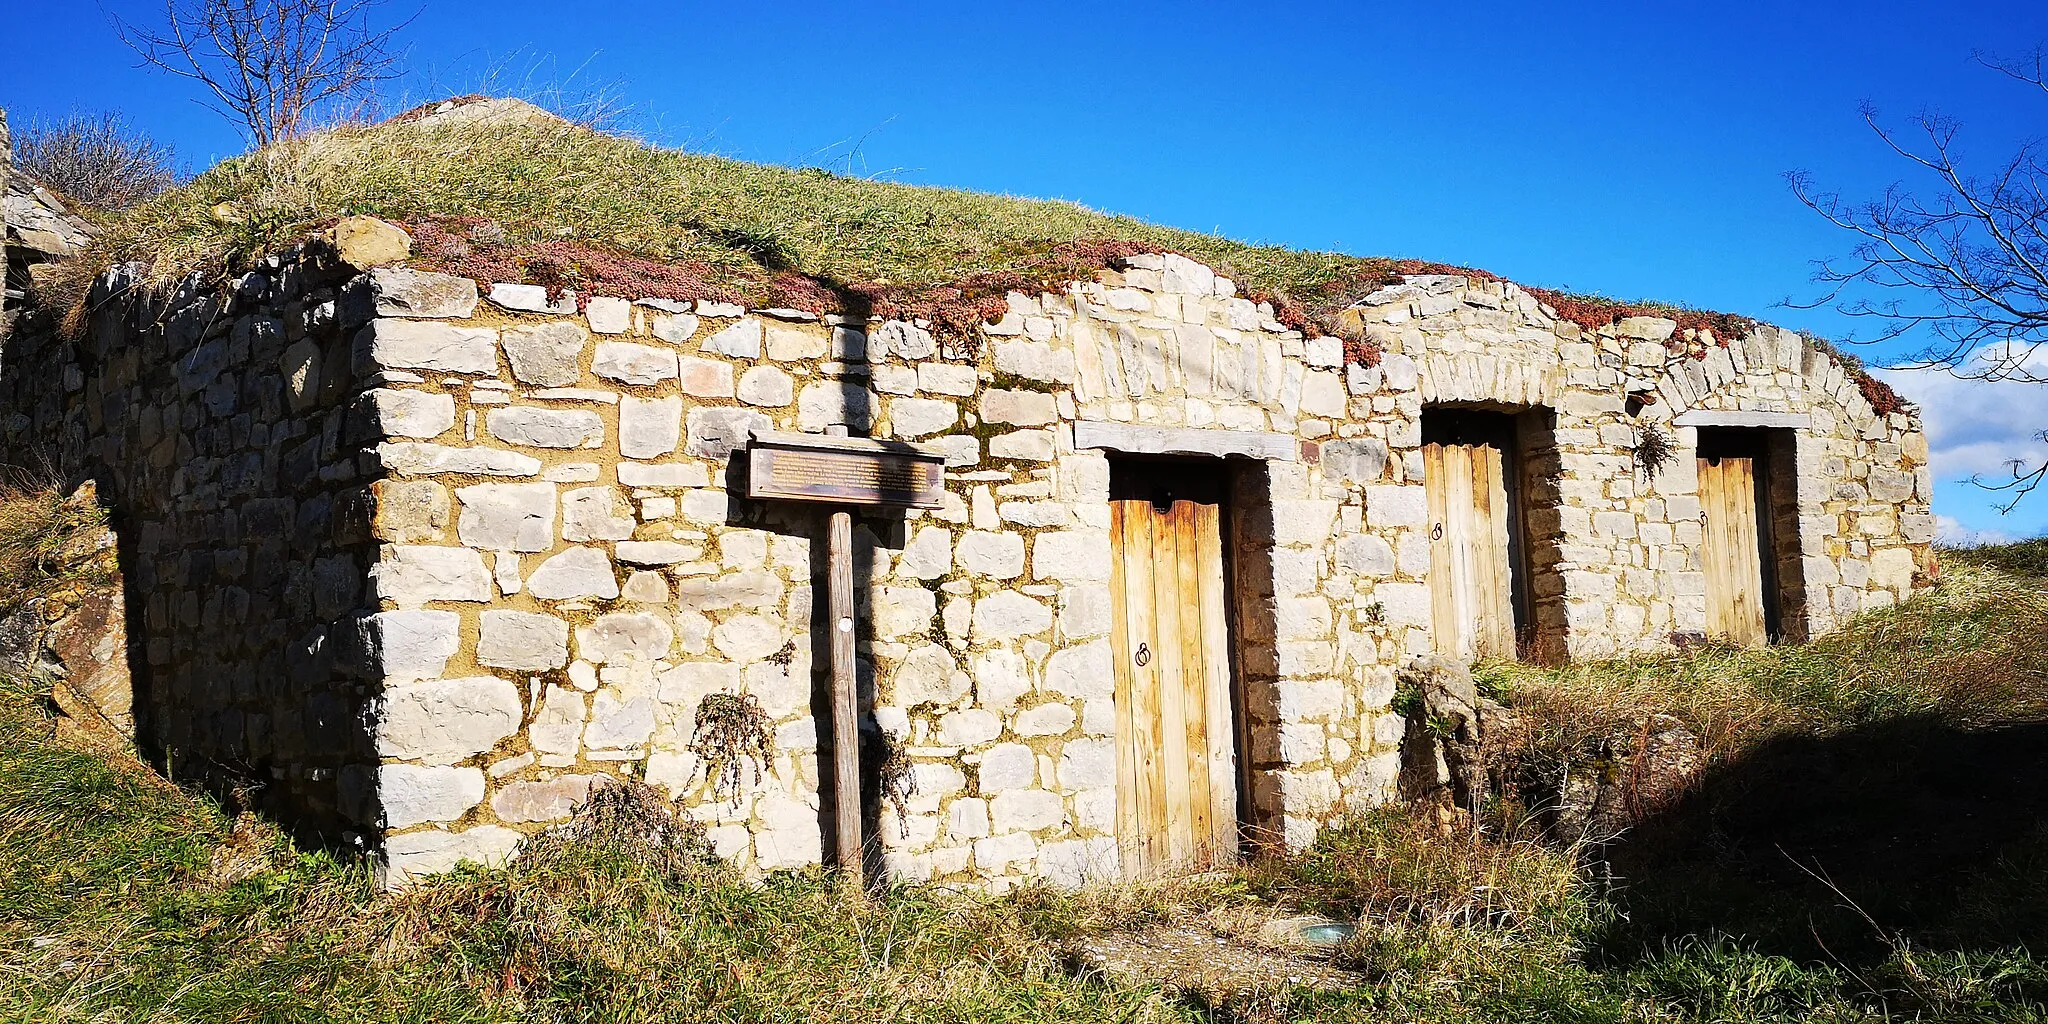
top-left (7, 0), bottom-right (2047, 539)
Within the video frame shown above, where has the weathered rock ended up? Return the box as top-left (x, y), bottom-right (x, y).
top-left (526, 547), bottom-right (620, 600)
top-left (477, 610), bottom-right (570, 670)
top-left (502, 322), bottom-right (587, 386)
top-left (327, 216), bottom-right (411, 269)
top-left (487, 407), bottom-right (605, 448)
top-left (376, 676), bottom-right (522, 762)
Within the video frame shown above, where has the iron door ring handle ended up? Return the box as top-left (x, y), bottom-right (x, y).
top-left (1135, 642), bottom-right (1151, 667)
top-left (1431, 524), bottom-right (1444, 541)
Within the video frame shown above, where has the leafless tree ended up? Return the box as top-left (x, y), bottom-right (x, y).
top-left (1791, 47), bottom-right (2048, 509)
top-left (15, 112), bottom-right (183, 209)
top-left (112, 0), bottom-right (416, 147)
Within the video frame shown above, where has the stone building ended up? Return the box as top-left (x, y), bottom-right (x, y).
top-left (0, 215), bottom-right (1934, 888)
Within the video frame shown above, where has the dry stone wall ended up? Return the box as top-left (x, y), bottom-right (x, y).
top-left (1, 230), bottom-right (1932, 886)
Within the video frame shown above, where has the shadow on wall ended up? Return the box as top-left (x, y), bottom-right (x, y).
top-left (1593, 714), bottom-right (2048, 966)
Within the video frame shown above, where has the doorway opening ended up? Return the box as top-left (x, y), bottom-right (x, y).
top-left (1694, 427), bottom-right (1799, 643)
top-left (1106, 456), bottom-right (1247, 875)
top-left (1420, 407), bottom-right (1557, 661)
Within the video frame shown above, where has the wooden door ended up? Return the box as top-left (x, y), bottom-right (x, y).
top-left (1698, 457), bottom-right (1769, 645)
top-left (1108, 499), bottom-right (1239, 877)
top-left (1425, 442), bottom-right (1517, 661)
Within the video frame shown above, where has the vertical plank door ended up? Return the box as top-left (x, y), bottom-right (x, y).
top-left (1698, 457), bottom-right (1769, 645)
top-left (1109, 498), bottom-right (1240, 878)
top-left (1425, 443), bottom-right (1518, 661)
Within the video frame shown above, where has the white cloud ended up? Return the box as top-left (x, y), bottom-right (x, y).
top-left (1873, 344), bottom-right (2044, 486)
top-left (1934, 514), bottom-right (2015, 547)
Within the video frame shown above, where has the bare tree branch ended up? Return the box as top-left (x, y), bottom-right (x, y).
top-left (110, 0), bottom-right (417, 146)
top-left (1794, 49), bottom-right (2048, 508)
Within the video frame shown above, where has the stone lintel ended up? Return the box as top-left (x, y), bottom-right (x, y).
top-left (1672, 410), bottom-right (1811, 429)
top-left (1072, 420), bottom-right (1296, 461)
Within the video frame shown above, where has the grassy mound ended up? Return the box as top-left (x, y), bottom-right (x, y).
top-left (53, 99), bottom-right (1813, 356)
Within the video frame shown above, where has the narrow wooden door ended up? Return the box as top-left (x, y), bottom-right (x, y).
top-left (1425, 442), bottom-right (1517, 661)
top-left (1108, 499), bottom-right (1239, 877)
top-left (1698, 456), bottom-right (1769, 645)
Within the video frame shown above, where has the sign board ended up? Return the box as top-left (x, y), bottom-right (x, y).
top-left (744, 430), bottom-right (947, 509)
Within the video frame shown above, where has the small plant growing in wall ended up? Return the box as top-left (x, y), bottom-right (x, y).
top-left (690, 692), bottom-right (774, 805)
top-left (1633, 421), bottom-right (1677, 482)
top-left (867, 732), bottom-right (920, 839)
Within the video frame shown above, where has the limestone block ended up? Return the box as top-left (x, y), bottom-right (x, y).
top-left (918, 363), bottom-right (980, 396)
top-left (797, 382), bottom-right (876, 433)
top-left (738, 366), bottom-right (794, 407)
top-left (890, 398), bottom-right (957, 438)
top-left (1323, 438), bottom-right (1389, 485)
top-left (370, 545), bottom-right (492, 604)
top-left (974, 831), bottom-right (1036, 874)
top-left (620, 395), bottom-right (683, 458)
top-left (586, 690), bottom-right (657, 748)
top-left (897, 525), bottom-right (953, 580)
top-left (618, 462), bottom-right (712, 488)
top-left (379, 764), bottom-right (486, 828)
top-left (487, 407), bottom-right (604, 449)
top-left (711, 614), bottom-right (783, 662)
top-left (989, 430), bottom-right (1055, 461)
top-left (502, 322), bottom-right (588, 386)
top-left (875, 320), bottom-right (938, 360)
top-left (755, 826), bottom-right (825, 871)
top-left (530, 685), bottom-right (586, 756)
top-left (759, 324), bottom-right (822, 361)
top-left (678, 357), bottom-right (736, 398)
top-left (1375, 582), bottom-right (1430, 626)
top-left (702, 318), bottom-right (763, 358)
top-left (478, 610), bottom-right (570, 670)
top-left (593, 342), bottom-right (679, 385)
top-left (526, 547), bottom-right (620, 601)
top-left (355, 319), bottom-right (498, 375)
top-left (374, 442), bottom-right (543, 478)
top-left (1015, 702), bottom-right (1076, 736)
top-left (972, 591), bottom-right (1050, 640)
top-left (978, 743), bottom-right (1037, 792)
top-left (616, 541), bottom-right (695, 566)
top-left (686, 407), bottom-right (773, 460)
top-left (1042, 641), bottom-right (1112, 699)
top-left (1870, 546), bottom-right (1916, 591)
top-left (561, 486), bottom-right (636, 542)
top-left (366, 268), bottom-right (479, 319)
top-left (972, 649), bottom-right (1031, 711)
top-left (650, 310), bottom-right (700, 344)
top-left (585, 296), bottom-right (631, 334)
top-left (380, 826), bottom-right (521, 885)
top-left (1335, 534), bottom-right (1395, 576)
top-left (982, 389), bottom-right (1057, 425)
top-left (892, 644), bottom-right (966, 707)
top-left (456, 482), bottom-right (556, 552)
top-left (1057, 738), bottom-right (1117, 790)
top-left (489, 283), bottom-right (576, 313)
top-left (990, 790), bottom-right (1064, 832)
top-left (1057, 585), bottom-right (1114, 640)
top-left (957, 531), bottom-right (1025, 578)
top-left (376, 676), bottom-right (523, 762)
top-left (675, 571), bottom-right (783, 612)
top-left (1273, 501), bottom-right (1341, 545)
top-left (939, 708), bottom-right (1002, 745)
top-left (353, 610), bottom-right (461, 682)
top-left (991, 341), bottom-right (1075, 384)
top-left (280, 338), bottom-right (323, 411)
top-left (492, 774), bottom-right (607, 823)
top-left (1301, 370), bottom-right (1347, 418)
top-left (357, 388), bottom-right (456, 439)
top-left (948, 798), bottom-right (991, 840)
top-left (371, 480), bottom-right (451, 543)
top-left (576, 612), bottom-right (675, 664)
top-left (1031, 531), bottom-right (1110, 583)
top-left (874, 585), bottom-right (937, 638)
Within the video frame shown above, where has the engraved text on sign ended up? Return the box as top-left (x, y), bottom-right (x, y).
top-left (744, 432), bottom-right (947, 508)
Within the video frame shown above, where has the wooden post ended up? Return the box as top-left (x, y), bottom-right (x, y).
top-left (827, 509), bottom-right (862, 876)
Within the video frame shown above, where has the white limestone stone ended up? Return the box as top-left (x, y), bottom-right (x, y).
top-left (529, 685), bottom-right (586, 756)
top-left (990, 790), bottom-right (1064, 832)
top-left (502, 321), bottom-right (587, 386)
top-left (737, 366), bottom-right (794, 407)
top-left (585, 691), bottom-right (657, 748)
top-left (369, 545), bottom-right (492, 604)
top-left (797, 382), bottom-right (875, 433)
top-left (978, 743), bottom-right (1036, 792)
top-left (1031, 531), bottom-right (1110, 582)
top-left (526, 546), bottom-right (620, 600)
top-left (1042, 641), bottom-right (1112, 700)
top-left (379, 764), bottom-right (486, 828)
top-left (620, 395), bottom-right (683, 458)
top-left (585, 296), bottom-right (632, 334)
top-left (957, 531), bottom-right (1025, 579)
top-left (1014, 702), bottom-right (1076, 736)
top-left (376, 676), bottom-right (523, 763)
top-left (576, 612), bottom-right (675, 664)
top-left (357, 388), bottom-right (456, 439)
top-left (972, 592), bottom-right (1050, 640)
top-left (354, 610), bottom-right (461, 682)
top-left (373, 443), bottom-right (542, 478)
top-left (356, 320), bottom-right (498, 375)
top-left (380, 826), bottom-right (521, 886)
top-left (702, 318), bottom-right (763, 358)
top-left (892, 644), bottom-right (966, 707)
top-left (561, 486), bottom-right (637, 542)
top-left (592, 342), bottom-right (679, 385)
top-left (477, 610), bottom-right (570, 670)
top-left (711, 614), bottom-right (784, 662)
top-left (487, 407), bottom-right (605, 448)
top-left (455, 482), bottom-right (556, 552)
top-left (890, 397), bottom-right (957, 438)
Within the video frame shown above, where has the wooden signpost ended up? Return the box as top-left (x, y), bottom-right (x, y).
top-left (742, 430), bottom-right (946, 877)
